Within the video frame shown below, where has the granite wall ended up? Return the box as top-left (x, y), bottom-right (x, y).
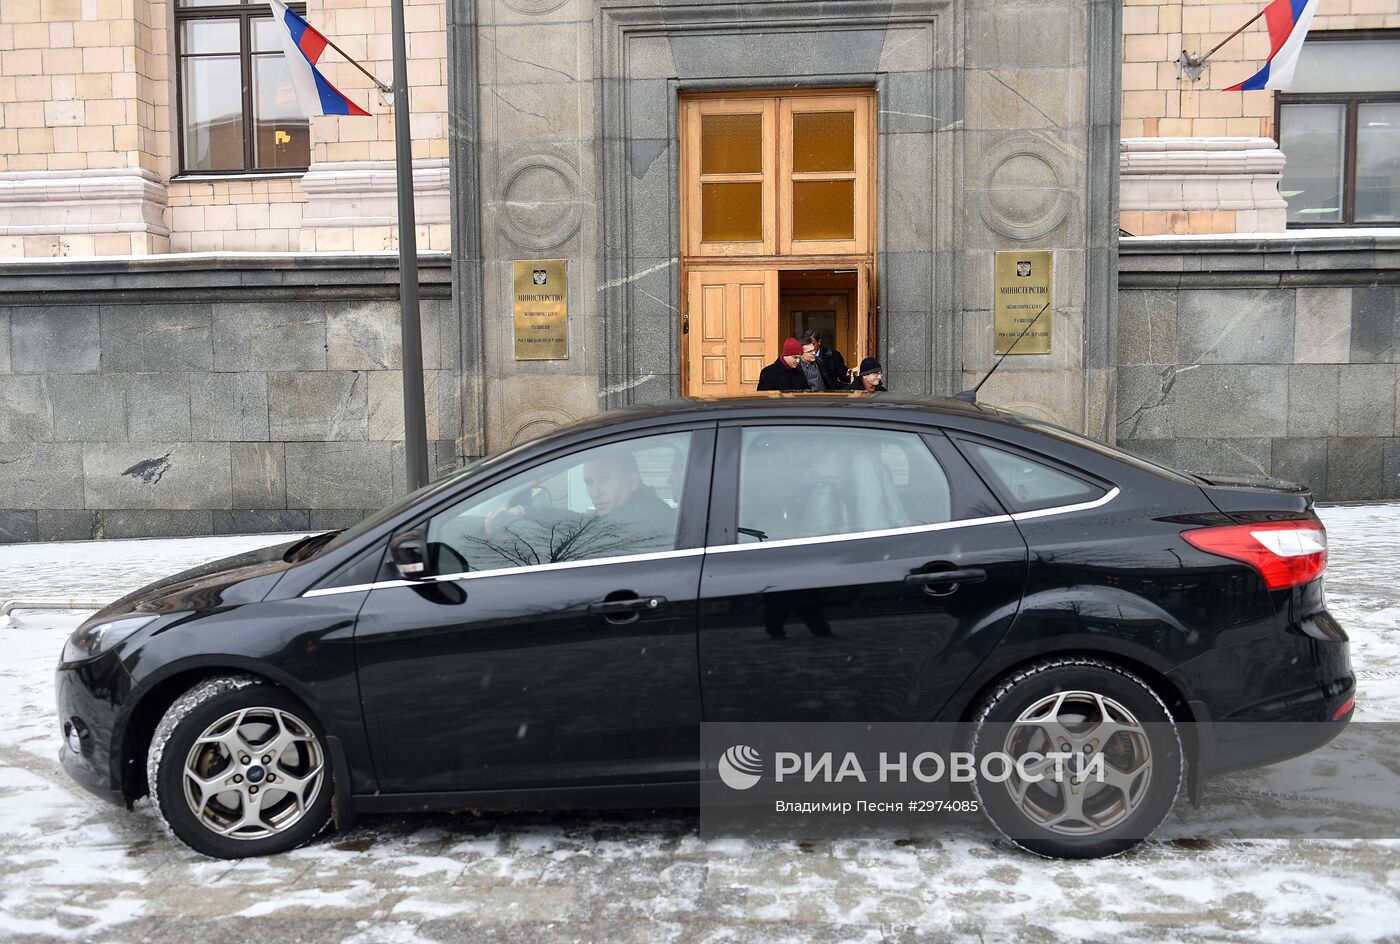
top-left (1117, 234), bottom-right (1400, 502)
top-left (0, 254), bottom-right (460, 542)
top-left (449, 0), bottom-right (1123, 449)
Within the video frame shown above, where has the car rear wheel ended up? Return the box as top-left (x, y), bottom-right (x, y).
top-left (147, 676), bottom-right (333, 858)
top-left (969, 657), bottom-right (1183, 859)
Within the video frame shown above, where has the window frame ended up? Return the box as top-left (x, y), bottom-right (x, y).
top-left (1274, 30), bottom-right (1400, 229)
top-left (173, 0), bottom-right (311, 178)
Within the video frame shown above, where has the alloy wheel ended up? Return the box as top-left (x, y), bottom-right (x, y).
top-left (999, 690), bottom-right (1153, 836)
top-left (181, 706), bottom-right (326, 840)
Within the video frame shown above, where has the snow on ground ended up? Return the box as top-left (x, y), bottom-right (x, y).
top-left (0, 512), bottom-right (1398, 942)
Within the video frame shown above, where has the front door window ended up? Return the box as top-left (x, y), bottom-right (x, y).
top-left (424, 431), bottom-right (693, 575)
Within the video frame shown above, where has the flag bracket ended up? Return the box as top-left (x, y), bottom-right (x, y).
top-left (1175, 3), bottom-right (1272, 83)
top-left (1176, 50), bottom-right (1207, 83)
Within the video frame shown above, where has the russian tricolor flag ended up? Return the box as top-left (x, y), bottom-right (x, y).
top-left (267, 0), bottom-right (370, 116)
top-left (1226, 0), bottom-right (1321, 91)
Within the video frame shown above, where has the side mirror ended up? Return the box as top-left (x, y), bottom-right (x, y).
top-left (389, 529), bottom-right (429, 579)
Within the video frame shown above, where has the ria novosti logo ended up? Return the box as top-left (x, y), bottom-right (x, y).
top-left (717, 745), bottom-right (763, 790)
top-left (716, 745), bottom-right (1107, 790)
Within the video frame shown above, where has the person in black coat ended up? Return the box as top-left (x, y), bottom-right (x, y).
top-left (848, 356), bottom-right (887, 392)
top-left (804, 330), bottom-right (848, 386)
top-left (757, 338), bottom-right (810, 391)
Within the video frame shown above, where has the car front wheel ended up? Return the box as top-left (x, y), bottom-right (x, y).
top-left (147, 675), bottom-right (333, 858)
top-left (969, 657), bottom-right (1183, 859)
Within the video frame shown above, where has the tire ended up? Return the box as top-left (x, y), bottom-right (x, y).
top-left (147, 675), bottom-right (334, 859)
top-left (969, 657), bottom-right (1183, 859)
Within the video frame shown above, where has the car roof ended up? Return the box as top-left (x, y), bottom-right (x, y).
top-left (555, 393), bottom-right (1025, 438)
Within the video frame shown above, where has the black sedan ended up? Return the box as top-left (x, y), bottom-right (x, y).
top-left (56, 395), bottom-right (1354, 859)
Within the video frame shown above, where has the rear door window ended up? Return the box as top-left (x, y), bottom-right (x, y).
top-left (736, 425), bottom-right (952, 543)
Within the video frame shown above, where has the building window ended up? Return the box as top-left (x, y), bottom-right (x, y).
top-left (1277, 33), bottom-right (1400, 226)
top-left (176, 0), bottom-right (311, 175)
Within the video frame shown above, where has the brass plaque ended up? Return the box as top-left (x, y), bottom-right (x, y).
top-left (994, 250), bottom-right (1053, 355)
top-left (513, 259), bottom-right (568, 360)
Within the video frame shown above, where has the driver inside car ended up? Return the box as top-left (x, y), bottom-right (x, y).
top-left (483, 449), bottom-right (678, 561)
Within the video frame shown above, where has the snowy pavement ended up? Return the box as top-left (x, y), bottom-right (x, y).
top-left (1, 509), bottom-right (1399, 942)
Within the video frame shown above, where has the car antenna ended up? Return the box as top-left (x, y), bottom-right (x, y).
top-left (954, 300), bottom-right (1051, 403)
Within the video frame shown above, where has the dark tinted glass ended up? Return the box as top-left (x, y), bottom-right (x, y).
top-left (966, 443), bottom-right (1105, 512)
top-left (737, 426), bottom-right (951, 543)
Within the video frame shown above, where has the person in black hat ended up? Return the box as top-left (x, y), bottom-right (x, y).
top-left (849, 356), bottom-right (886, 392)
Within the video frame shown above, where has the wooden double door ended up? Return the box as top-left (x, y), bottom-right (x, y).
top-left (679, 89), bottom-right (877, 398)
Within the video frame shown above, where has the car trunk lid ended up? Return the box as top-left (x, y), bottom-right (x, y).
top-left (1189, 471), bottom-right (1315, 520)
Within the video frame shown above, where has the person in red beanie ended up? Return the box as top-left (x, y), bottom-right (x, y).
top-left (757, 337), bottom-right (810, 391)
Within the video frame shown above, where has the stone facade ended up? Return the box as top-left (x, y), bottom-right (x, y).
top-left (451, 0), bottom-right (1122, 450)
top-left (1117, 233), bottom-right (1400, 501)
top-left (0, 254), bottom-right (460, 542)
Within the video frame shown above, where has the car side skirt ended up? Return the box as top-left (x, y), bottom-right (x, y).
top-left (352, 780), bottom-right (700, 814)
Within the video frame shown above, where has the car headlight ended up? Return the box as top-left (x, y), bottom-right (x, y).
top-left (61, 615), bottom-right (159, 665)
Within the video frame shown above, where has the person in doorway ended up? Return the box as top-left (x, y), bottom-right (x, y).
top-left (757, 338), bottom-right (810, 391)
top-left (849, 356), bottom-right (886, 392)
top-left (803, 330), bottom-right (848, 386)
top-left (795, 338), bottom-right (847, 391)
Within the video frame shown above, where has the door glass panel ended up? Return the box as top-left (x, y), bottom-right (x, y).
top-left (1356, 103), bottom-right (1400, 223)
top-left (701, 113), bottom-right (762, 174)
top-left (425, 432), bottom-right (692, 573)
top-left (1279, 103), bottom-right (1345, 223)
top-left (701, 182), bottom-right (762, 242)
top-left (965, 443), bottom-right (1105, 512)
top-left (737, 427), bottom-right (951, 543)
top-left (792, 111), bottom-right (855, 172)
top-left (180, 55), bottom-right (244, 171)
top-left (792, 180), bottom-right (855, 240)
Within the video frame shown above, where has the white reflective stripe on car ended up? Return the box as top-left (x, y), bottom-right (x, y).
top-left (1007, 487), bottom-right (1120, 521)
top-left (302, 488), bottom-right (1120, 597)
top-left (704, 512), bottom-right (1015, 555)
top-left (303, 547), bottom-right (707, 598)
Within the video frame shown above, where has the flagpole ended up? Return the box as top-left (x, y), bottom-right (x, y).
top-left (320, 34), bottom-right (391, 93)
top-left (389, 0), bottom-right (430, 491)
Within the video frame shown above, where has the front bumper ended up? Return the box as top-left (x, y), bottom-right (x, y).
top-left (55, 654), bottom-right (131, 808)
top-left (59, 743), bottom-right (125, 805)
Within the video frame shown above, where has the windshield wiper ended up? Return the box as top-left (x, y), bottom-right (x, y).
top-left (282, 531), bottom-right (341, 562)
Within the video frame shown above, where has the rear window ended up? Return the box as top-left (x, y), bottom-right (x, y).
top-left (964, 442), bottom-right (1107, 513)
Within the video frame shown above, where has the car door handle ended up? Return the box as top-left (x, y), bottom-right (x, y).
top-left (588, 596), bottom-right (667, 616)
top-left (904, 568), bottom-right (987, 593)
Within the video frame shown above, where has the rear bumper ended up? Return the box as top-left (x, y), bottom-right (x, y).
top-left (1168, 607), bottom-right (1354, 778)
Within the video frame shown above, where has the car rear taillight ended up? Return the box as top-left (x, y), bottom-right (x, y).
top-left (1181, 519), bottom-right (1328, 591)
